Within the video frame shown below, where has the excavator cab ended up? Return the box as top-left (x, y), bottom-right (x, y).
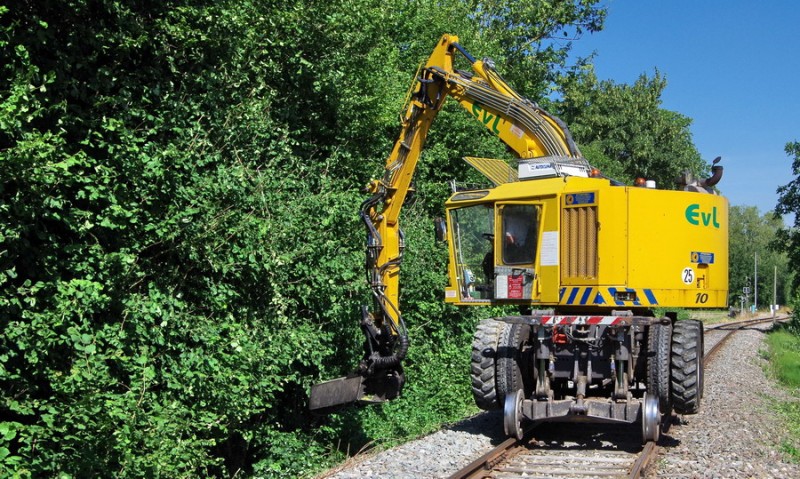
top-left (448, 199), bottom-right (542, 303)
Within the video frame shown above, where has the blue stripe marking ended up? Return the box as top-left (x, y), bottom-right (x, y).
top-left (644, 289), bottom-right (658, 305)
top-left (567, 288), bottom-right (580, 304)
top-left (580, 287), bottom-right (593, 305)
top-left (564, 287), bottom-right (656, 305)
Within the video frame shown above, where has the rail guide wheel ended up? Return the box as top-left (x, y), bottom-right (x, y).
top-left (641, 392), bottom-right (661, 444)
top-left (503, 388), bottom-right (524, 440)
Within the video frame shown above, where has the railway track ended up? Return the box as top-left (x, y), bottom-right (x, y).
top-left (447, 315), bottom-right (788, 479)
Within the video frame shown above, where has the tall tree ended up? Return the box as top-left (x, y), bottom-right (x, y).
top-left (556, 66), bottom-right (707, 186)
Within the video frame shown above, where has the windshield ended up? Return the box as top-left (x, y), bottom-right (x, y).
top-left (450, 204), bottom-right (494, 300)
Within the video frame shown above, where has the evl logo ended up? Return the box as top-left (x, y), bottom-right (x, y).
top-left (685, 204), bottom-right (720, 228)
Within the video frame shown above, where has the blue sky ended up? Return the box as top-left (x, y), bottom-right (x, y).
top-left (567, 0), bottom-right (800, 221)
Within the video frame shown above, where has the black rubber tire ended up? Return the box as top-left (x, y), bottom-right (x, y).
top-left (647, 321), bottom-right (672, 412)
top-left (671, 319), bottom-right (704, 414)
top-left (470, 319), bottom-right (503, 410)
top-left (496, 322), bottom-right (532, 403)
top-left (685, 319), bottom-right (705, 400)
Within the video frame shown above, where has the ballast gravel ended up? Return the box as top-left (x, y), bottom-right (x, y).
top-left (319, 322), bottom-right (800, 479)
top-left (320, 411), bottom-right (503, 479)
top-left (649, 324), bottom-right (800, 478)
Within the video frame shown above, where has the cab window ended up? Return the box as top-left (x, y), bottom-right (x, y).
top-left (501, 204), bottom-right (540, 265)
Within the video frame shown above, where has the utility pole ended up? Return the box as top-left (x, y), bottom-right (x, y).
top-left (774, 265), bottom-right (777, 317)
top-left (754, 252), bottom-right (758, 313)
top-left (744, 275), bottom-right (750, 314)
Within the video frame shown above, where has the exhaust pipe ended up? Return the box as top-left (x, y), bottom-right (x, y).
top-left (679, 156), bottom-right (723, 193)
top-left (700, 156), bottom-right (723, 188)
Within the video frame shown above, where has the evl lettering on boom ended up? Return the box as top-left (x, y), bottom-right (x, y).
top-left (685, 204), bottom-right (720, 228)
top-left (471, 104), bottom-right (501, 134)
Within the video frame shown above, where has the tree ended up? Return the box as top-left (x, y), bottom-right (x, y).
top-left (556, 66), bottom-right (707, 186)
top-left (775, 141), bottom-right (800, 292)
top-left (729, 206), bottom-right (791, 310)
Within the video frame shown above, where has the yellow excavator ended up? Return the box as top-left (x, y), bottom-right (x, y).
top-left (310, 34), bottom-right (727, 443)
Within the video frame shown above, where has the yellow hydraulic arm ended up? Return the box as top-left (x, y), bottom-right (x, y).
top-left (310, 34), bottom-right (583, 411)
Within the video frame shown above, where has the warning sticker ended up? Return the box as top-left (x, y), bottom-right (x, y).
top-left (508, 275), bottom-right (524, 299)
top-left (690, 251), bottom-right (715, 264)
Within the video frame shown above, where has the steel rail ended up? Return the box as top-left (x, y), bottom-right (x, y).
top-left (706, 315), bottom-right (787, 361)
top-left (447, 432), bottom-right (529, 479)
top-left (627, 441), bottom-right (657, 478)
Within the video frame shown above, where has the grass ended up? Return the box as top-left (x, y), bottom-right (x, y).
top-left (683, 306), bottom-right (790, 326)
top-left (766, 330), bottom-right (800, 387)
top-left (685, 308), bottom-right (732, 325)
top-left (774, 399), bottom-right (800, 460)
top-left (657, 308), bottom-right (735, 326)
top-left (765, 326), bottom-right (800, 461)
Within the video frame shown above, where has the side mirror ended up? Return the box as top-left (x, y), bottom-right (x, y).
top-left (434, 217), bottom-right (447, 242)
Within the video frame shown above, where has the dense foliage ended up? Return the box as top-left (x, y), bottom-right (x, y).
top-left (766, 143), bottom-right (800, 462)
top-left (775, 141), bottom-right (800, 335)
top-left (1, 1), bottom-right (720, 477)
top-left (764, 326), bottom-right (800, 460)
